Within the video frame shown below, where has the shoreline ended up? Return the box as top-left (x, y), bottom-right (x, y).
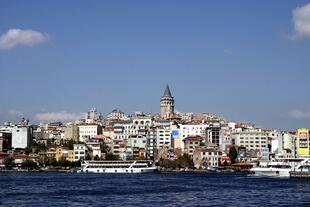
top-left (0, 168), bottom-right (251, 174)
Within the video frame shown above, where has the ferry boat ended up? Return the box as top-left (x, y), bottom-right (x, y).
top-left (250, 158), bottom-right (305, 177)
top-left (292, 158), bottom-right (310, 173)
top-left (77, 160), bottom-right (157, 173)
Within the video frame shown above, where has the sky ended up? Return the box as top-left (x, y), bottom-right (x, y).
top-left (0, 0), bottom-right (310, 131)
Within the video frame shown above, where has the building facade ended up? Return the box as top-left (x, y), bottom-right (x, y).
top-left (73, 144), bottom-right (88, 161)
top-left (78, 124), bottom-right (102, 142)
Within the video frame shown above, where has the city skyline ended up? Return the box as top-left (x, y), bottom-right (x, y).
top-left (1, 1), bottom-right (310, 130)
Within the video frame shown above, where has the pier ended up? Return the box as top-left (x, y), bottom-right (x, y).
top-left (290, 171), bottom-right (310, 179)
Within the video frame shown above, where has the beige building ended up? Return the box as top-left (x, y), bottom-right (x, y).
top-left (183, 136), bottom-right (202, 157)
top-left (233, 128), bottom-right (268, 151)
top-left (193, 147), bottom-right (220, 169)
top-left (64, 123), bottom-right (79, 142)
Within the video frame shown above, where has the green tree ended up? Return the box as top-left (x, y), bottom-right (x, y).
top-left (4, 157), bottom-right (15, 169)
top-left (158, 154), bottom-right (194, 170)
top-left (34, 143), bottom-right (47, 154)
top-left (48, 157), bottom-right (58, 167)
top-left (94, 155), bottom-right (100, 160)
top-left (106, 153), bottom-right (119, 160)
top-left (100, 143), bottom-right (110, 154)
top-left (63, 139), bottom-right (77, 150)
top-left (85, 153), bottom-right (91, 161)
top-left (21, 159), bottom-right (38, 170)
top-left (228, 146), bottom-right (238, 164)
top-left (176, 154), bottom-right (194, 169)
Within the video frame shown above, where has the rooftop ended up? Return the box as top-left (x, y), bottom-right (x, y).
top-left (162, 85), bottom-right (173, 98)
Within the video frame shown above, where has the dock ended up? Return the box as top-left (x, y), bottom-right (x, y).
top-left (290, 171), bottom-right (310, 179)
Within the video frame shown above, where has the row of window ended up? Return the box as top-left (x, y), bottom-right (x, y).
top-left (240, 145), bottom-right (267, 148)
top-left (80, 131), bottom-right (97, 134)
top-left (202, 152), bottom-right (219, 156)
top-left (240, 141), bottom-right (267, 144)
top-left (239, 137), bottom-right (267, 140)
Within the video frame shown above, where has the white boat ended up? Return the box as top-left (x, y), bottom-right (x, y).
top-left (77, 160), bottom-right (157, 173)
top-left (292, 158), bottom-right (310, 173)
top-left (250, 158), bottom-right (305, 177)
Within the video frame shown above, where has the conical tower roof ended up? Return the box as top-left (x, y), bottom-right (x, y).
top-left (162, 85), bottom-right (172, 98)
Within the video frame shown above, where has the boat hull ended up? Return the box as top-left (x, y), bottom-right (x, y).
top-left (77, 167), bottom-right (157, 173)
top-left (250, 168), bottom-right (290, 177)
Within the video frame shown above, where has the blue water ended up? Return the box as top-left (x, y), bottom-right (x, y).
top-left (0, 172), bottom-right (309, 207)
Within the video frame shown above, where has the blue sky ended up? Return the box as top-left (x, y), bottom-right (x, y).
top-left (0, 0), bottom-right (310, 130)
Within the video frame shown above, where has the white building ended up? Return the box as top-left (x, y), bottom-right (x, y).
top-left (219, 126), bottom-right (232, 151)
top-left (127, 135), bottom-right (147, 149)
top-left (86, 142), bottom-right (101, 159)
top-left (73, 144), bottom-right (88, 161)
top-left (85, 108), bottom-right (103, 123)
top-left (113, 118), bottom-right (152, 141)
top-left (176, 112), bottom-right (193, 122)
top-left (78, 124), bottom-right (102, 142)
top-left (156, 127), bottom-right (171, 149)
top-left (179, 123), bottom-right (208, 139)
top-left (277, 132), bottom-right (296, 158)
top-left (233, 128), bottom-right (268, 151)
top-left (11, 125), bottom-right (32, 149)
top-left (107, 109), bottom-right (128, 121)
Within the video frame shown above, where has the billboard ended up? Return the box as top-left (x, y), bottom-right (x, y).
top-left (297, 128), bottom-right (309, 156)
top-left (171, 130), bottom-right (179, 139)
top-left (299, 132), bottom-right (308, 148)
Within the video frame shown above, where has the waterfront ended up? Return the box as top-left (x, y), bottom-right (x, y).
top-left (0, 173), bottom-right (310, 206)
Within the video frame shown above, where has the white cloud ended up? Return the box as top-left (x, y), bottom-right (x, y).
top-left (287, 109), bottom-right (310, 119)
top-left (0, 28), bottom-right (49, 50)
top-left (34, 111), bottom-right (85, 122)
top-left (291, 3), bottom-right (310, 39)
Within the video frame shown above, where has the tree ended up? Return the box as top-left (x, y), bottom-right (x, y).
top-left (100, 143), bottom-right (110, 154)
top-left (21, 159), bottom-right (38, 170)
top-left (63, 139), bottom-right (77, 150)
top-left (228, 146), bottom-right (238, 164)
top-left (33, 143), bottom-right (47, 154)
top-left (94, 155), bottom-right (100, 160)
top-left (4, 157), bottom-right (15, 169)
top-left (48, 157), bottom-right (58, 167)
top-left (106, 153), bottom-right (119, 160)
top-left (158, 154), bottom-right (194, 170)
top-left (85, 153), bottom-right (91, 161)
top-left (176, 154), bottom-right (194, 169)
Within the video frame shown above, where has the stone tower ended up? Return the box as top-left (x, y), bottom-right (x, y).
top-left (160, 85), bottom-right (175, 120)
